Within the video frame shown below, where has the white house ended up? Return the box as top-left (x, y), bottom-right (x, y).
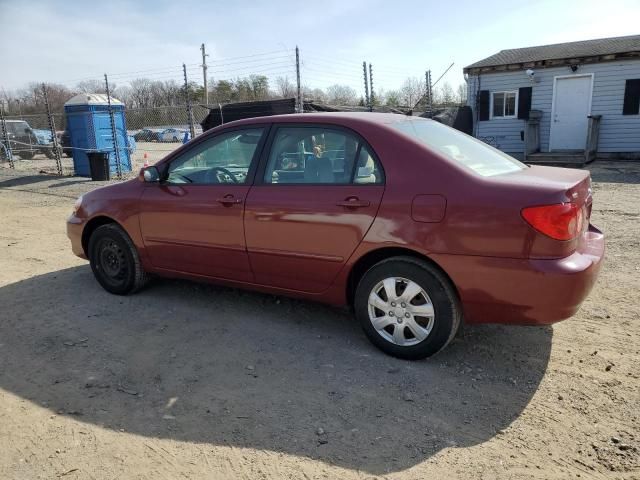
top-left (465, 34), bottom-right (640, 163)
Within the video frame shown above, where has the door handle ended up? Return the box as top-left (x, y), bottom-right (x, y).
top-left (217, 195), bottom-right (243, 206)
top-left (336, 197), bottom-right (370, 208)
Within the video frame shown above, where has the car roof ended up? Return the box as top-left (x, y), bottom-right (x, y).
top-left (221, 112), bottom-right (426, 129)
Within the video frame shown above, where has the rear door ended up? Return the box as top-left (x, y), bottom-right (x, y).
top-left (244, 124), bottom-right (385, 293)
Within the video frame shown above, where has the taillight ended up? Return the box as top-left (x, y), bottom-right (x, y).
top-left (521, 203), bottom-right (583, 241)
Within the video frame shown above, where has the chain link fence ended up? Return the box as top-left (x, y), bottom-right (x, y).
top-left (0, 103), bottom-right (208, 177)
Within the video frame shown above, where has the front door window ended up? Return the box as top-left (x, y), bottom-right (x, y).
top-left (166, 128), bottom-right (264, 184)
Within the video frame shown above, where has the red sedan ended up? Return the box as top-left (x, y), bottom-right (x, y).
top-left (67, 113), bottom-right (604, 359)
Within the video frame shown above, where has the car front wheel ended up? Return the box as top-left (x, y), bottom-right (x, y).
top-left (354, 257), bottom-right (460, 360)
top-left (88, 223), bottom-right (148, 295)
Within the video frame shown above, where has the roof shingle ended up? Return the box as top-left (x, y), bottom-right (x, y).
top-left (465, 34), bottom-right (640, 71)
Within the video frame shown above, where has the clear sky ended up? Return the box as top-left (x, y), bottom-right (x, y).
top-left (1, 0), bottom-right (639, 95)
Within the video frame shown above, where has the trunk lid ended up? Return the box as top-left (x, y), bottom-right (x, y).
top-left (489, 165), bottom-right (593, 259)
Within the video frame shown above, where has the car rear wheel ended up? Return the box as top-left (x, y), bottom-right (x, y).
top-left (88, 223), bottom-right (148, 295)
top-left (354, 257), bottom-right (460, 360)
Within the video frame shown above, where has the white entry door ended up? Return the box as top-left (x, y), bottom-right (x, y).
top-left (550, 75), bottom-right (593, 150)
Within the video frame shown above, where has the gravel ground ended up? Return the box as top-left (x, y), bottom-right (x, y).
top-left (0, 161), bottom-right (638, 479)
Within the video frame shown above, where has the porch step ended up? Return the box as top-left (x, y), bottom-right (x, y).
top-left (526, 152), bottom-right (586, 168)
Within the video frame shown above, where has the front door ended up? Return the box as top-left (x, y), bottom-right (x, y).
top-left (244, 125), bottom-right (385, 293)
top-left (550, 75), bottom-right (593, 150)
top-left (139, 127), bottom-right (266, 282)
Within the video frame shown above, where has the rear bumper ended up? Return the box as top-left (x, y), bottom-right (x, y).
top-left (67, 215), bottom-right (87, 260)
top-left (433, 225), bottom-right (605, 325)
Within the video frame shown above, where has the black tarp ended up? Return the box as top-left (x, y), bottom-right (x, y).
top-left (420, 106), bottom-right (473, 136)
top-left (200, 98), bottom-right (411, 131)
top-left (201, 98), bottom-right (297, 131)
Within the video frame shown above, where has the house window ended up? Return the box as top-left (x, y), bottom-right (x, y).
top-left (623, 79), bottom-right (640, 115)
top-left (491, 91), bottom-right (518, 118)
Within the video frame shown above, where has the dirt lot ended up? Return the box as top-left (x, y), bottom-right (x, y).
top-left (0, 162), bottom-right (638, 479)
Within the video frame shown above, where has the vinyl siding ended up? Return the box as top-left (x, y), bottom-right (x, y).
top-left (467, 59), bottom-right (640, 155)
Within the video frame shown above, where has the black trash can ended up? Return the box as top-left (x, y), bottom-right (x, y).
top-left (87, 152), bottom-right (110, 181)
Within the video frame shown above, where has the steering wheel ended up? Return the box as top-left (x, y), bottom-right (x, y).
top-left (205, 166), bottom-right (239, 184)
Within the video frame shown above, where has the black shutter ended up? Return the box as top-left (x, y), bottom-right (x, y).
top-left (517, 87), bottom-right (532, 119)
top-left (622, 79), bottom-right (640, 115)
top-left (478, 90), bottom-right (490, 121)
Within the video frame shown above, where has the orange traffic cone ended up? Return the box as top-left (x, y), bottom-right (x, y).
top-left (143, 152), bottom-right (149, 167)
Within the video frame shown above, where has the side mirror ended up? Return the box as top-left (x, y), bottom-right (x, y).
top-left (24, 128), bottom-right (31, 134)
top-left (142, 166), bottom-right (160, 183)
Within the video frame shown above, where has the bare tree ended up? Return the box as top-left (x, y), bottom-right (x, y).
top-left (400, 77), bottom-right (426, 107)
top-left (436, 81), bottom-right (455, 105)
top-left (76, 80), bottom-right (107, 94)
top-left (275, 76), bottom-right (295, 98)
top-left (326, 84), bottom-right (358, 105)
top-left (158, 80), bottom-right (182, 106)
top-left (129, 78), bottom-right (153, 108)
top-left (456, 83), bottom-right (468, 104)
top-left (114, 85), bottom-right (132, 106)
top-left (303, 86), bottom-right (327, 103)
top-left (384, 89), bottom-right (401, 107)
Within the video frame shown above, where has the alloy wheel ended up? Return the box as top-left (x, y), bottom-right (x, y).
top-left (367, 277), bottom-right (435, 346)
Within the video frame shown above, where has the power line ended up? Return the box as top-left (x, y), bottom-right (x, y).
top-left (208, 55), bottom-right (291, 68)
top-left (108, 64), bottom-right (199, 77)
top-left (34, 50), bottom-right (294, 87)
top-left (206, 61), bottom-right (294, 75)
top-left (302, 52), bottom-right (366, 68)
top-left (301, 56), bottom-right (362, 72)
top-left (208, 49), bottom-right (289, 62)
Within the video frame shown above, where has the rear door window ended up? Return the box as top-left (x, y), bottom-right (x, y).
top-left (263, 126), bottom-right (383, 185)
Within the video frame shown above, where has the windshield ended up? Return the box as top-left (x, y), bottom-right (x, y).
top-left (390, 119), bottom-right (526, 177)
top-left (7, 121), bottom-right (30, 135)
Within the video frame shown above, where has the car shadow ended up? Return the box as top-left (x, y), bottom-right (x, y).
top-left (0, 266), bottom-right (552, 474)
top-left (0, 175), bottom-right (60, 188)
top-left (0, 174), bottom-right (93, 189)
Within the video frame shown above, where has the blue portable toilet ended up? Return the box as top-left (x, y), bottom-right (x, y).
top-left (64, 94), bottom-right (132, 177)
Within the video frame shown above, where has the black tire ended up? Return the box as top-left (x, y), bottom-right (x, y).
top-left (19, 151), bottom-right (34, 160)
top-left (88, 223), bottom-right (148, 295)
top-left (354, 256), bottom-right (461, 360)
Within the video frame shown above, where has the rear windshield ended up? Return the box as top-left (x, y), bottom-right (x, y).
top-left (390, 119), bottom-right (526, 177)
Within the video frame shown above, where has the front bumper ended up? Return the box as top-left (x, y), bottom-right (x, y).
top-left (67, 215), bottom-right (87, 259)
top-left (433, 224), bottom-right (605, 325)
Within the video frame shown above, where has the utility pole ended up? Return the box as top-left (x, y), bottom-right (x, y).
top-left (183, 63), bottom-right (195, 138)
top-left (200, 43), bottom-right (209, 105)
top-left (295, 46), bottom-right (302, 113)
top-left (368, 63), bottom-right (374, 111)
top-left (362, 62), bottom-right (369, 107)
top-left (425, 70), bottom-right (433, 113)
